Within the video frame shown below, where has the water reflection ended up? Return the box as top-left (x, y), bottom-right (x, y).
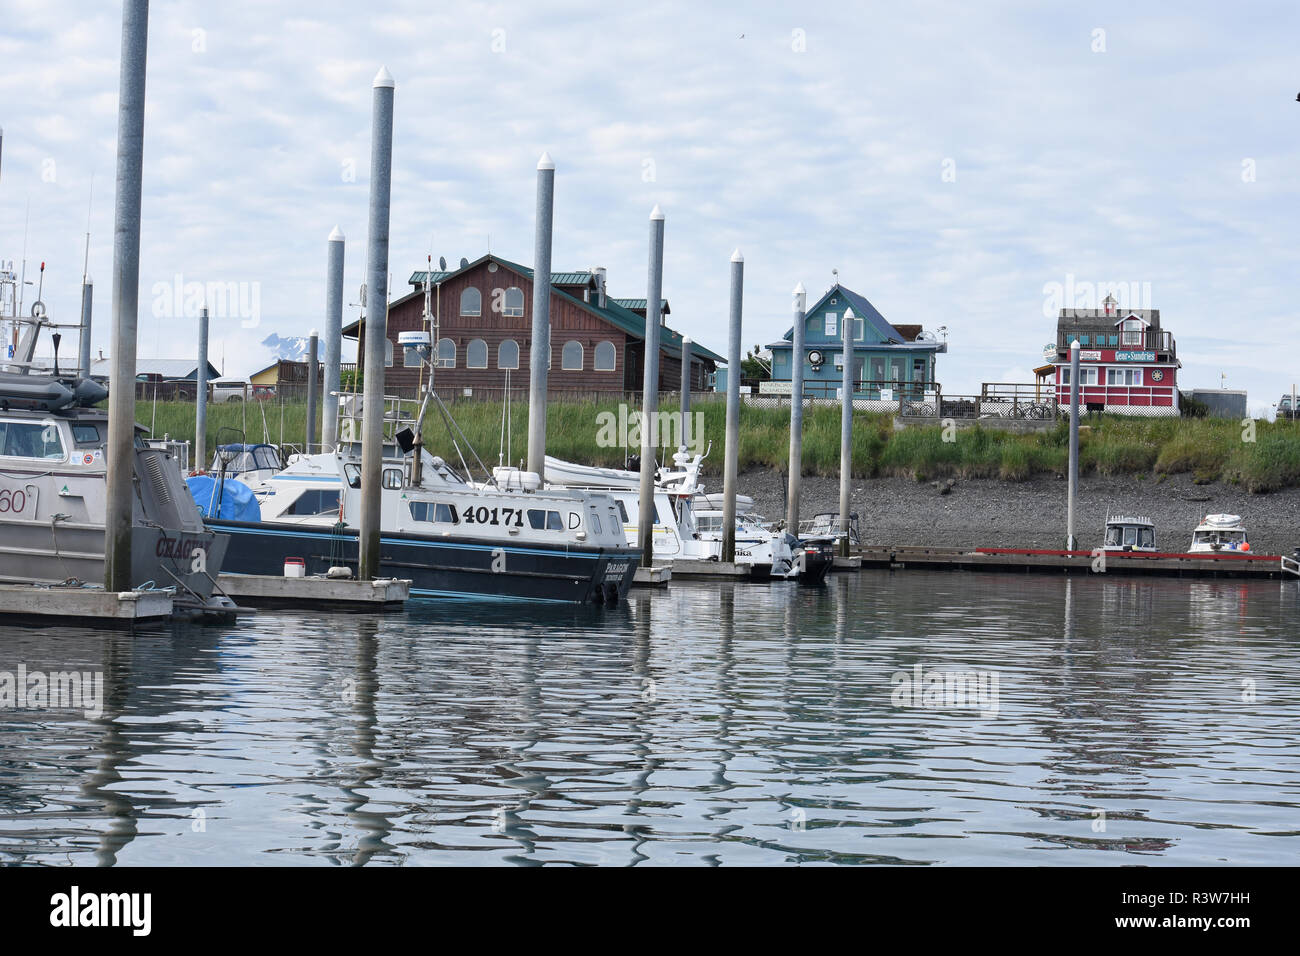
top-left (1, 573), bottom-right (1298, 865)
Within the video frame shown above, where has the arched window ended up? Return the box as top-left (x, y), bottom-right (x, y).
top-left (498, 339), bottom-right (519, 370)
top-left (384, 339), bottom-right (393, 368)
top-left (436, 338), bottom-right (456, 368)
top-left (460, 288), bottom-right (481, 316)
top-left (467, 338), bottom-right (488, 369)
top-left (594, 341), bottom-right (616, 371)
top-left (562, 340), bottom-right (583, 371)
top-left (503, 287), bottom-right (524, 317)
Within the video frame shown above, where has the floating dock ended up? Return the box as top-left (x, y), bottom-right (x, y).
top-left (855, 545), bottom-right (1296, 579)
top-left (0, 584), bottom-right (174, 626)
top-left (217, 574), bottom-right (410, 610)
top-left (668, 559), bottom-right (753, 580)
top-left (633, 566), bottom-right (672, 587)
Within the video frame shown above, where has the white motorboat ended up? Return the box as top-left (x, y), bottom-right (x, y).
top-left (1189, 514), bottom-right (1251, 553)
top-left (1102, 514), bottom-right (1157, 552)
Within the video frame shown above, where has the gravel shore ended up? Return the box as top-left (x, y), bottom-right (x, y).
top-left (733, 468), bottom-right (1300, 556)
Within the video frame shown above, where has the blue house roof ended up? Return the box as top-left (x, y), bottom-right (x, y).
top-left (777, 283), bottom-right (904, 345)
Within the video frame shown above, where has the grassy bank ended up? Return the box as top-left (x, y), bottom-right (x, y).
top-left (139, 398), bottom-right (1300, 493)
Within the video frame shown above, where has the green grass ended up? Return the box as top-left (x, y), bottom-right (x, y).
top-left (136, 398), bottom-right (1300, 492)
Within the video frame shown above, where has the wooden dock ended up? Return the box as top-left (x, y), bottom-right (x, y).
top-left (217, 574), bottom-right (411, 609)
top-left (668, 559), bottom-right (754, 580)
top-left (0, 584), bottom-right (174, 626)
top-left (853, 545), bottom-right (1295, 579)
top-left (633, 566), bottom-right (672, 587)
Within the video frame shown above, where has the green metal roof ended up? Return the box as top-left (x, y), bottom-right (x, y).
top-left (612, 297), bottom-right (670, 315)
top-left (409, 268), bottom-right (594, 288)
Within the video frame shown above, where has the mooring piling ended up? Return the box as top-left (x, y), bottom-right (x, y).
top-left (721, 249), bottom-right (743, 562)
top-left (637, 206), bottom-right (666, 567)
top-left (305, 329), bottom-right (319, 454)
top-left (77, 277), bottom-right (93, 379)
top-left (358, 66), bottom-right (395, 581)
top-left (786, 282), bottom-right (807, 532)
top-left (526, 152), bottom-right (555, 477)
top-left (104, 0), bottom-right (150, 592)
top-left (680, 334), bottom-right (691, 426)
top-left (838, 306), bottom-right (855, 556)
top-left (322, 226), bottom-right (344, 452)
top-left (196, 306), bottom-right (209, 472)
top-left (1067, 337), bottom-right (1080, 550)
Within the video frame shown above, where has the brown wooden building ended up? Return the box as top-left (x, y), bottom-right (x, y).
top-left (344, 254), bottom-right (724, 399)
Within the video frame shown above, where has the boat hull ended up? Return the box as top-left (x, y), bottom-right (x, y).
top-left (208, 519), bottom-right (641, 604)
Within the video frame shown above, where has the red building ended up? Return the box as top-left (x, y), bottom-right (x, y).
top-left (1046, 294), bottom-right (1180, 416)
top-left (344, 254), bottom-right (722, 399)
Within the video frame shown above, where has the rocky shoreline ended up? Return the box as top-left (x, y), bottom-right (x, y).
top-left (734, 468), bottom-right (1300, 556)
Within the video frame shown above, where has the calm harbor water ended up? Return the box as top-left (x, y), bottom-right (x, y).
top-left (2, 570), bottom-right (1298, 866)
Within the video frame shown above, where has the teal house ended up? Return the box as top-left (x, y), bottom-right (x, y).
top-left (767, 283), bottom-right (946, 399)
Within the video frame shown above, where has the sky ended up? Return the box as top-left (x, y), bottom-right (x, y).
top-left (1, 0), bottom-right (1298, 416)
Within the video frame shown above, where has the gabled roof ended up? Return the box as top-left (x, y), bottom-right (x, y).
top-left (89, 357), bottom-right (220, 380)
top-left (358, 253), bottom-right (724, 364)
top-left (778, 283), bottom-right (905, 344)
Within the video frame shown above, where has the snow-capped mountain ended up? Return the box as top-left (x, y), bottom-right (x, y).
top-left (261, 333), bottom-right (311, 362)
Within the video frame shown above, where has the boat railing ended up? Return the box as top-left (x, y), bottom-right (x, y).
top-left (1281, 555), bottom-right (1300, 578)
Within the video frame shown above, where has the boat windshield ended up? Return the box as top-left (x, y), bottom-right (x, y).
top-left (1106, 525), bottom-right (1155, 548)
top-left (1194, 530), bottom-right (1246, 546)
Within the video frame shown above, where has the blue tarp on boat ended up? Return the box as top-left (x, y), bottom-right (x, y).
top-left (185, 474), bottom-right (261, 522)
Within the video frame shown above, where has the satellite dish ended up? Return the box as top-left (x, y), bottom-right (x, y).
top-left (439, 256), bottom-right (447, 271)
top-left (459, 257), bottom-right (469, 269)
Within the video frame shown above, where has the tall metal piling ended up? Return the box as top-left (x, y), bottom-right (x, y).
top-left (721, 249), bottom-right (743, 562)
top-left (636, 206), bottom-right (665, 567)
top-left (526, 152), bottom-right (555, 477)
top-left (322, 226), bottom-right (344, 451)
top-left (104, 0), bottom-right (150, 591)
top-left (786, 282), bottom-right (806, 531)
top-left (838, 306), bottom-right (855, 557)
top-left (358, 67), bottom-right (395, 581)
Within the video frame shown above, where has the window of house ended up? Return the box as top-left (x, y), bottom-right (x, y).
top-left (498, 339), bottom-right (519, 370)
top-left (1106, 367), bottom-right (1143, 386)
top-left (824, 312), bottom-right (838, 337)
top-left (467, 338), bottom-right (488, 369)
top-left (1078, 334), bottom-right (1090, 346)
top-left (913, 358), bottom-right (926, 382)
top-left (436, 338), bottom-right (456, 368)
top-left (1122, 318), bottom-right (1143, 346)
top-left (1061, 367), bottom-right (1098, 386)
top-left (1107, 334), bottom-right (1119, 346)
top-left (594, 341), bottom-right (616, 371)
top-left (403, 340), bottom-right (423, 367)
top-left (806, 317), bottom-right (821, 336)
top-left (460, 288), bottom-right (481, 316)
top-left (503, 287), bottom-right (524, 317)
top-left (562, 340), bottom-right (583, 371)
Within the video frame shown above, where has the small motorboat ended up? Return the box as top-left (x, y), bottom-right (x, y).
top-left (1189, 514), bottom-right (1251, 553)
top-left (1102, 514), bottom-right (1157, 552)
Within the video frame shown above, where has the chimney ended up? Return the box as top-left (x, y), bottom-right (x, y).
top-left (595, 266), bottom-right (607, 308)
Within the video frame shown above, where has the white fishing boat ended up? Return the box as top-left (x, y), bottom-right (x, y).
top-left (1102, 514), bottom-right (1157, 552)
top-left (1189, 514), bottom-right (1251, 553)
top-left (544, 447), bottom-right (831, 581)
top-left (205, 394), bottom-right (641, 604)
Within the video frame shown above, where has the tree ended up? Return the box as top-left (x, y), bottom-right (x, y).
top-left (740, 344), bottom-right (771, 384)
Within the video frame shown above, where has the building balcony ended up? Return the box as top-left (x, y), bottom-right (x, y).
top-left (1053, 328), bottom-right (1176, 356)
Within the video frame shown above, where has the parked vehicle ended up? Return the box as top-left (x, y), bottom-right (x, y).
top-left (211, 377), bottom-right (250, 404)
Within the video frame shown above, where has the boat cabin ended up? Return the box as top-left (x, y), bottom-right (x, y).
top-left (1103, 515), bottom-right (1156, 552)
top-left (1189, 514), bottom-right (1250, 553)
